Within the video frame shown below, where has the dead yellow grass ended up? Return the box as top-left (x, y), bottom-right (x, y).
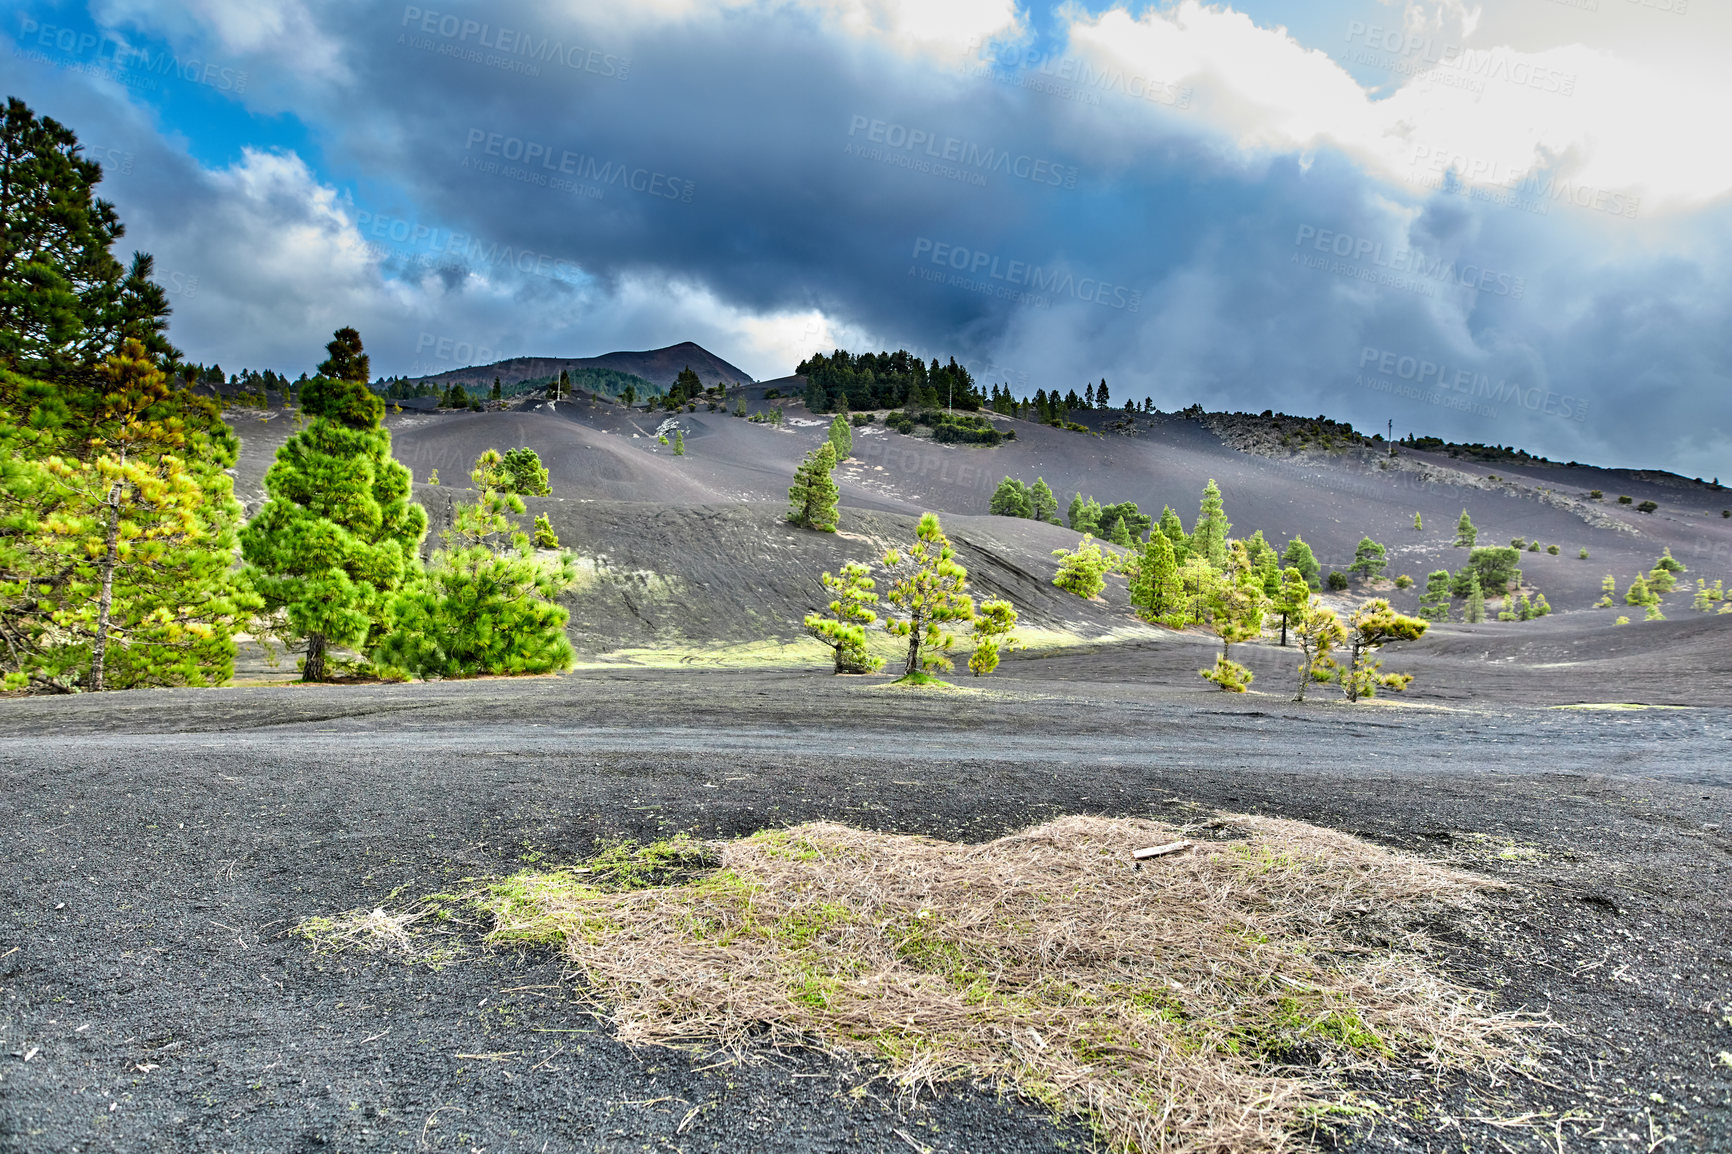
top-left (477, 815), bottom-right (1537, 1153)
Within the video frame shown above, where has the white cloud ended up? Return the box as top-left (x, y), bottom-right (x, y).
top-left (1061, 0), bottom-right (1732, 214)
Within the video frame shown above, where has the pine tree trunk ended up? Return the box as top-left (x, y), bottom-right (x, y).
top-left (905, 629), bottom-right (922, 678)
top-left (1279, 613), bottom-right (1288, 647)
top-left (304, 631), bottom-right (328, 681)
top-left (89, 484), bottom-right (122, 693)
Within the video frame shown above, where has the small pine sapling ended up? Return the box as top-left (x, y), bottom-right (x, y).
top-left (673, 430), bottom-right (685, 456)
top-left (1463, 571), bottom-right (1486, 623)
top-left (1418, 570), bottom-right (1453, 621)
top-left (1579, 548), bottom-right (1589, 560)
top-left (1454, 510), bottom-right (1477, 548)
top-left (532, 514), bottom-right (559, 549)
top-left (1594, 574), bottom-right (1615, 608)
top-left (804, 561), bottom-right (884, 674)
top-left (428, 469), bottom-right (440, 486)
top-left (1291, 597), bottom-right (1346, 702)
top-left (1348, 536), bottom-right (1388, 581)
top-left (967, 598), bottom-right (1020, 676)
top-left (1413, 512), bottom-right (1422, 531)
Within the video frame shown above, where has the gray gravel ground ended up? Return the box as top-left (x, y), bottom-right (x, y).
top-left (1, 671), bottom-right (1729, 1152)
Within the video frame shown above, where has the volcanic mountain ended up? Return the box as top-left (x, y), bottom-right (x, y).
top-left (406, 341), bottom-right (753, 392)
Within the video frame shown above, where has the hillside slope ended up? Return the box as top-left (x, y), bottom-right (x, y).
top-left (408, 341), bottom-right (753, 392)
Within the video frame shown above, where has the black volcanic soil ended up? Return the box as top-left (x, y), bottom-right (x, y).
top-left (2, 672), bottom-right (1729, 1154)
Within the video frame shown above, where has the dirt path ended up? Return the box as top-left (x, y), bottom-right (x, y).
top-left (1, 672), bottom-right (1728, 1152)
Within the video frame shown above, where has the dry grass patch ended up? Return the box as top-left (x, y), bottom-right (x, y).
top-left (476, 815), bottom-right (1537, 1153)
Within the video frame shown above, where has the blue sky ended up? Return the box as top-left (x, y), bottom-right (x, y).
top-left (6, 0), bottom-right (1730, 476)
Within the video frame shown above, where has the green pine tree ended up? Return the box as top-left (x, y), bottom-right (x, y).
top-left (787, 442), bottom-right (840, 531)
top-left (1109, 518), bottom-right (1133, 548)
top-left (1463, 571), bottom-right (1486, 623)
top-left (1052, 535), bottom-right (1111, 599)
top-left (532, 513), bottom-right (559, 549)
top-left (804, 561), bottom-right (883, 674)
top-left (1291, 597), bottom-right (1346, 702)
top-left (1271, 565), bottom-right (1310, 645)
top-left (1341, 599), bottom-right (1427, 701)
top-left (376, 487), bottom-right (575, 679)
top-left (1418, 570), bottom-right (1453, 621)
top-left (1348, 536), bottom-right (1388, 581)
top-left (240, 332), bottom-right (427, 681)
top-left (882, 513), bottom-right (975, 680)
top-left (1198, 547), bottom-right (1267, 692)
top-left (673, 430), bottom-right (685, 456)
top-left (1192, 479), bottom-right (1231, 569)
top-left (1280, 536), bottom-right (1320, 589)
top-left (1413, 512), bottom-right (1422, 531)
top-left (990, 477), bottom-right (1033, 518)
top-left (1029, 477), bottom-right (1058, 523)
top-left (1158, 505), bottom-right (1190, 564)
top-left (967, 598), bottom-right (1019, 676)
top-left (1454, 510), bottom-right (1477, 548)
top-left (827, 413), bottom-right (852, 460)
top-left (1130, 530), bottom-right (1179, 625)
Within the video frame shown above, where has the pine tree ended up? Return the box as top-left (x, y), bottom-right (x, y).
top-left (1198, 547), bottom-right (1267, 692)
top-left (1192, 479), bottom-right (1231, 569)
top-left (1418, 570), bottom-right (1453, 621)
top-left (990, 477), bottom-right (1033, 517)
top-left (427, 469), bottom-right (439, 486)
top-left (1052, 535), bottom-right (1110, 599)
top-left (318, 326), bottom-right (369, 383)
top-left (1158, 505), bottom-right (1190, 564)
top-left (1130, 530), bottom-right (1179, 625)
top-left (1029, 477), bottom-right (1058, 523)
top-left (1594, 573), bottom-right (1615, 607)
top-left (1464, 571), bottom-right (1486, 622)
top-left (673, 430), bottom-right (685, 456)
top-left (472, 449), bottom-right (505, 489)
top-left (804, 561), bottom-right (883, 674)
top-left (1341, 599), bottom-right (1427, 701)
top-left (1413, 512), bottom-right (1422, 531)
top-left (967, 598), bottom-right (1019, 676)
top-left (1265, 564), bottom-right (1308, 646)
top-left (1625, 574), bottom-right (1653, 607)
top-left (786, 442), bottom-right (840, 531)
top-left (1292, 597), bottom-right (1346, 702)
top-left (532, 513), bottom-right (559, 549)
top-left (15, 342), bottom-right (253, 691)
top-left (882, 513), bottom-right (975, 678)
top-left (1348, 536), bottom-right (1388, 581)
top-left (490, 377), bottom-right (502, 402)
top-left (1454, 510), bottom-right (1477, 548)
top-left (1280, 536), bottom-right (1320, 589)
top-left (826, 412), bottom-right (853, 461)
top-left (240, 333), bottom-right (426, 681)
top-left (375, 488), bottom-right (575, 679)
top-left (1109, 518), bottom-right (1132, 548)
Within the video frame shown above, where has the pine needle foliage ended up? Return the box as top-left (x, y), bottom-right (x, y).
top-left (1052, 534), bottom-right (1111, 599)
top-left (1341, 600), bottom-right (1428, 702)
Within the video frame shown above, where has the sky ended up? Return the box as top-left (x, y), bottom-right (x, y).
top-left (7, 0), bottom-right (1730, 476)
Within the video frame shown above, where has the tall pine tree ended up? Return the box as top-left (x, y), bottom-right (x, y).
top-left (1192, 479), bottom-right (1231, 569)
top-left (241, 330), bottom-right (426, 681)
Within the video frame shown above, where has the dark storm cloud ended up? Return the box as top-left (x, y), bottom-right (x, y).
top-left (12, 0), bottom-right (1732, 475)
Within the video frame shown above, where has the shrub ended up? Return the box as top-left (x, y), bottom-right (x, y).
top-left (1510, 538), bottom-right (1525, 549)
top-left (1546, 544), bottom-right (1559, 555)
top-left (851, 413), bottom-right (874, 427)
top-left (1579, 548), bottom-right (1589, 559)
top-left (1528, 541), bottom-right (1540, 553)
top-left (764, 388), bottom-right (781, 399)
top-left (532, 514), bottom-right (559, 549)
top-left (1394, 574), bottom-right (1414, 589)
top-left (1588, 489), bottom-right (1603, 499)
top-left (1637, 500), bottom-right (1658, 514)
top-left (1617, 495), bottom-right (1632, 504)
top-left (1052, 536), bottom-right (1111, 599)
top-left (1326, 571), bottom-right (1349, 591)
